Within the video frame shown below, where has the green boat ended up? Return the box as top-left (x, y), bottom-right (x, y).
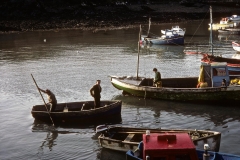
top-left (110, 62), bottom-right (240, 105)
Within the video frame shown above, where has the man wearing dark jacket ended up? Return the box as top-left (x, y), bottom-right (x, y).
top-left (153, 68), bottom-right (162, 87)
top-left (90, 80), bottom-right (102, 108)
top-left (38, 88), bottom-right (57, 112)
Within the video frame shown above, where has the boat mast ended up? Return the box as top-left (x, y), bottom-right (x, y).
top-left (137, 25), bottom-right (141, 79)
top-left (147, 18), bottom-right (151, 37)
top-left (210, 6), bottom-right (213, 55)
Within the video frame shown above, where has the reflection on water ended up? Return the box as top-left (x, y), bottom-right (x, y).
top-left (38, 131), bottom-right (58, 152)
top-left (218, 34), bottom-right (240, 42)
top-left (140, 43), bottom-right (185, 57)
top-left (113, 95), bottom-right (240, 127)
top-left (100, 148), bottom-right (125, 160)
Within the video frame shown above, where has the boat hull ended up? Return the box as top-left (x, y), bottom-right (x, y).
top-left (148, 36), bottom-right (184, 45)
top-left (98, 126), bottom-right (221, 152)
top-left (126, 149), bottom-right (240, 160)
top-left (218, 29), bottom-right (240, 35)
top-left (31, 100), bottom-right (122, 124)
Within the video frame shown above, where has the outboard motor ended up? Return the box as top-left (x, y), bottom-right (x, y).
top-left (203, 144), bottom-right (210, 160)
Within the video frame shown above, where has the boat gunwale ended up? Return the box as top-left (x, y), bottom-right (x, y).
top-left (111, 77), bottom-right (223, 92)
top-left (32, 100), bottom-right (121, 111)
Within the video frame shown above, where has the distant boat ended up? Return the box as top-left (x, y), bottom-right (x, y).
top-left (232, 41), bottom-right (240, 52)
top-left (218, 28), bottom-right (240, 35)
top-left (209, 17), bottom-right (234, 30)
top-left (202, 7), bottom-right (240, 75)
top-left (142, 31), bottom-right (184, 45)
top-left (31, 100), bottom-right (122, 124)
top-left (141, 18), bottom-right (184, 45)
top-left (228, 15), bottom-right (240, 21)
top-left (161, 25), bottom-right (186, 36)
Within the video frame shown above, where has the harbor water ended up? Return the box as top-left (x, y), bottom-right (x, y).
top-left (1, 20), bottom-right (240, 160)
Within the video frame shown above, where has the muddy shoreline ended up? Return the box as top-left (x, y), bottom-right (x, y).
top-left (0, 2), bottom-right (239, 34)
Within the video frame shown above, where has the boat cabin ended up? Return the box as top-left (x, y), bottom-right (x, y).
top-left (139, 63), bottom-right (230, 88)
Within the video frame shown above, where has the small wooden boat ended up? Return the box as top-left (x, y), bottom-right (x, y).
top-left (111, 62), bottom-right (240, 105)
top-left (31, 100), bottom-right (122, 124)
top-left (96, 125), bottom-right (221, 152)
top-left (126, 132), bottom-right (240, 160)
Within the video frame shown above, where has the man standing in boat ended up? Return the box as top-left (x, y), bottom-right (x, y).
top-left (90, 80), bottom-right (102, 109)
top-left (153, 68), bottom-right (162, 87)
top-left (38, 88), bottom-right (57, 112)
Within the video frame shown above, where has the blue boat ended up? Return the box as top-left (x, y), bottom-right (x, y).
top-left (126, 132), bottom-right (240, 160)
top-left (142, 30), bottom-right (184, 45)
top-left (140, 18), bottom-right (184, 45)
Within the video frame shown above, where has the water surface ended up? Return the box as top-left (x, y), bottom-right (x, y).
top-left (1, 20), bottom-right (240, 160)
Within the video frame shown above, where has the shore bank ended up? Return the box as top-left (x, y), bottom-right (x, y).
top-left (0, 2), bottom-right (239, 34)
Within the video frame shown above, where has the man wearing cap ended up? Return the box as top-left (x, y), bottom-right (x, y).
top-left (153, 68), bottom-right (162, 87)
top-left (38, 88), bottom-right (57, 112)
top-left (90, 80), bottom-right (102, 109)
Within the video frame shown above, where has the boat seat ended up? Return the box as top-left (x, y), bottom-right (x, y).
top-left (81, 102), bottom-right (93, 111)
top-left (123, 134), bottom-right (135, 142)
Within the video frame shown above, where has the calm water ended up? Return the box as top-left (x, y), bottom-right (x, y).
top-left (1, 20), bottom-right (240, 160)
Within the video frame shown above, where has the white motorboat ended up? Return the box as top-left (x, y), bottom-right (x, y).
top-left (161, 25), bottom-right (186, 36)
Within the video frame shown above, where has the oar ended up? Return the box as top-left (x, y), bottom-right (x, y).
top-left (31, 74), bottom-right (55, 126)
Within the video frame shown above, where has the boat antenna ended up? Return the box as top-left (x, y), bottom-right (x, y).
top-left (147, 17), bottom-right (151, 37)
top-left (210, 6), bottom-right (213, 55)
top-left (137, 25), bottom-right (141, 79)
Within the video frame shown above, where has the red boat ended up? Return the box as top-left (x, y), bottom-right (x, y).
top-left (201, 53), bottom-right (240, 75)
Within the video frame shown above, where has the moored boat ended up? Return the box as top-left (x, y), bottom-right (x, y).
top-left (161, 25), bottom-right (186, 36)
top-left (110, 62), bottom-right (240, 105)
top-left (218, 28), bottom-right (240, 35)
top-left (96, 125), bottom-right (221, 152)
top-left (201, 54), bottom-right (240, 75)
top-left (232, 41), bottom-right (240, 52)
top-left (143, 32), bottom-right (184, 45)
top-left (141, 28), bottom-right (184, 45)
top-left (202, 7), bottom-right (240, 75)
top-left (126, 132), bottom-right (240, 160)
top-left (31, 100), bottom-right (122, 124)
top-left (228, 15), bottom-right (240, 21)
top-left (141, 18), bottom-right (184, 45)
top-left (209, 17), bottom-right (234, 30)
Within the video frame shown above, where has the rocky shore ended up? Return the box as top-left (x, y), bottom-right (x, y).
top-left (0, 2), bottom-right (240, 34)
